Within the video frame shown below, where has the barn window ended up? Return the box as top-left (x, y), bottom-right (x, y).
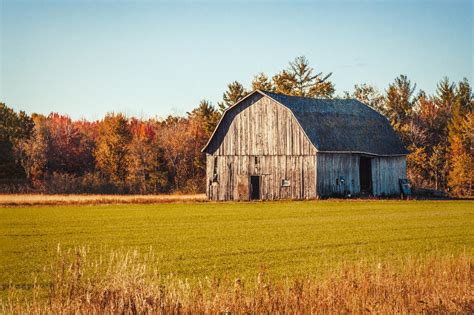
top-left (254, 156), bottom-right (259, 165)
top-left (281, 179), bottom-right (290, 187)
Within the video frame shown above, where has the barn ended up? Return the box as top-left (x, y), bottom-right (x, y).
top-left (202, 90), bottom-right (408, 201)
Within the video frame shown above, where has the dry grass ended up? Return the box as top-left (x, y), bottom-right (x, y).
top-left (2, 247), bottom-right (472, 314)
top-left (0, 194), bottom-right (206, 206)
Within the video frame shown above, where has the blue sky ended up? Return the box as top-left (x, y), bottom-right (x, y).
top-left (1, 0), bottom-right (472, 120)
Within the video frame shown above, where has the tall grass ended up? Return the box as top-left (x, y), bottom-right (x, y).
top-left (2, 247), bottom-right (472, 314)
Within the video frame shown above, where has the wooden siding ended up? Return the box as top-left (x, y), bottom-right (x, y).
top-left (206, 155), bottom-right (316, 201)
top-left (205, 93), bottom-right (407, 200)
top-left (206, 94), bottom-right (316, 156)
top-left (371, 156), bottom-right (406, 196)
top-left (206, 94), bottom-right (317, 201)
top-left (316, 153), bottom-right (360, 197)
top-left (316, 153), bottom-right (407, 197)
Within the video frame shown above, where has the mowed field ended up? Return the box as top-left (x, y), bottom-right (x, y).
top-left (1, 200), bottom-right (473, 293)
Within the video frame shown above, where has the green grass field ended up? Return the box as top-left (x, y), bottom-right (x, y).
top-left (1, 200), bottom-right (473, 292)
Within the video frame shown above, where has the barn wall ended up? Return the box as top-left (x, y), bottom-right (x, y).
top-left (371, 156), bottom-right (406, 196)
top-left (206, 94), bottom-right (316, 156)
top-left (206, 94), bottom-right (317, 201)
top-left (316, 153), bottom-right (360, 197)
top-left (316, 153), bottom-right (407, 197)
top-left (206, 155), bottom-right (317, 201)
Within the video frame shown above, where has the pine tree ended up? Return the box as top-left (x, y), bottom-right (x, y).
top-left (251, 73), bottom-right (273, 91)
top-left (436, 77), bottom-right (456, 113)
top-left (188, 100), bottom-right (220, 136)
top-left (435, 77), bottom-right (456, 148)
top-left (186, 100), bottom-right (220, 192)
top-left (384, 75), bottom-right (419, 150)
top-left (272, 70), bottom-right (294, 95)
top-left (218, 81), bottom-right (248, 113)
top-left (272, 56), bottom-right (334, 98)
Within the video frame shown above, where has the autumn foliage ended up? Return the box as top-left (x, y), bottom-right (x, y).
top-left (0, 57), bottom-right (472, 196)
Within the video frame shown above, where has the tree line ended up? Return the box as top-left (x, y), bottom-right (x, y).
top-left (1, 56), bottom-right (472, 196)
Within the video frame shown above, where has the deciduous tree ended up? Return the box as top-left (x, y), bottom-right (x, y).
top-left (0, 103), bottom-right (33, 184)
top-left (126, 119), bottom-right (169, 194)
top-left (95, 113), bottom-right (132, 188)
top-left (447, 78), bottom-right (473, 196)
top-left (344, 83), bottom-right (386, 113)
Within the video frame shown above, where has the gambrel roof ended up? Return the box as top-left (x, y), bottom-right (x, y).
top-left (203, 90), bottom-right (408, 156)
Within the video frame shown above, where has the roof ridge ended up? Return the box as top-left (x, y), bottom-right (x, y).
top-left (260, 90), bottom-right (356, 102)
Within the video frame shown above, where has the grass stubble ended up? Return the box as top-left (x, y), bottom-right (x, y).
top-left (2, 247), bottom-right (472, 314)
top-left (0, 194), bottom-right (207, 206)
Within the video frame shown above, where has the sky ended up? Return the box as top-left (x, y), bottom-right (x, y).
top-left (1, 0), bottom-right (472, 120)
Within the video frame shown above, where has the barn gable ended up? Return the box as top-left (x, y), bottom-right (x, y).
top-left (203, 90), bottom-right (408, 157)
top-left (203, 92), bottom-right (317, 156)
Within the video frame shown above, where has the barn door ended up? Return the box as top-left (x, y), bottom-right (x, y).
top-left (359, 157), bottom-right (373, 195)
top-left (250, 176), bottom-right (261, 200)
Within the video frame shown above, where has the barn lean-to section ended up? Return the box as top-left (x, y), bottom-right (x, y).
top-left (315, 154), bottom-right (407, 197)
top-left (203, 90), bottom-right (408, 201)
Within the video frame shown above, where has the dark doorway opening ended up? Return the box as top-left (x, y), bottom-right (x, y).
top-left (250, 176), bottom-right (261, 200)
top-left (359, 157), bottom-right (372, 195)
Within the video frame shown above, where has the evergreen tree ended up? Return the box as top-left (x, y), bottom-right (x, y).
top-left (218, 81), bottom-right (248, 113)
top-left (436, 77), bottom-right (456, 113)
top-left (251, 73), bottom-right (273, 91)
top-left (188, 100), bottom-right (220, 136)
top-left (186, 100), bottom-right (220, 192)
top-left (385, 75), bottom-right (416, 128)
top-left (434, 77), bottom-right (456, 148)
top-left (272, 56), bottom-right (334, 98)
top-left (272, 70), bottom-right (294, 95)
top-left (385, 75), bottom-right (418, 147)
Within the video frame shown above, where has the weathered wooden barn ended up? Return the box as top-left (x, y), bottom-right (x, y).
top-left (202, 90), bottom-right (408, 201)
